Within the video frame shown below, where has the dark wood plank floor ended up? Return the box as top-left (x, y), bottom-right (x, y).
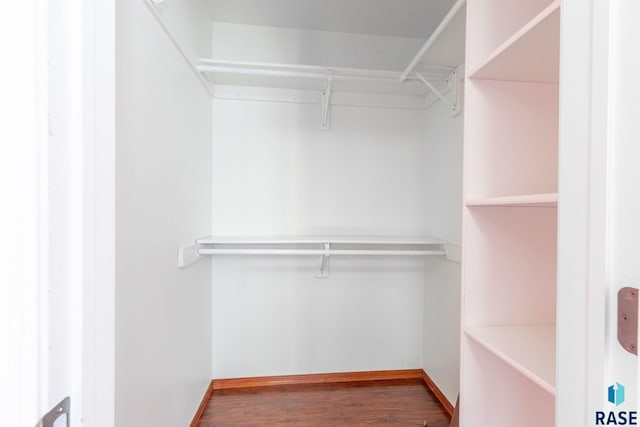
top-left (197, 378), bottom-right (450, 427)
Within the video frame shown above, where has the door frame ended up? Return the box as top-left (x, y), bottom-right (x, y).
top-left (557, 0), bottom-right (612, 424)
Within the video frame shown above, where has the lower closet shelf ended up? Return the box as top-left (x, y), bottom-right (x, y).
top-left (195, 235), bottom-right (448, 257)
top-left (465, 324), bottom-right (556, 394)
top-left (182, 235), bottom-right (450, 274)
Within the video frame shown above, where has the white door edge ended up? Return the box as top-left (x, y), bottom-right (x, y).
top-left (557, 0), bottom-right (611, 424)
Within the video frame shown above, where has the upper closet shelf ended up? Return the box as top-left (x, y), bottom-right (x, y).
top-left (468, 1), bottom-right (560, 83)
top-left (197, 59), bottom-right (433, 96)
top-left (195, 0), bottom-right (467, 103)
top-left (145, 0), bottom-right (465, 118)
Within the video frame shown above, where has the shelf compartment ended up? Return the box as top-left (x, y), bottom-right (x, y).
top-left (462, 331), bottom-right (555, 427)
top-left (465, 324), bottom-right (555, 394)
top-left (468, 1), bottom-right (560, 82)
top-left (464, 79), bottom-right (559, 198)
top-left (463, 207), bottom-right (557, 326)
top-left (466, 192), bottom-right (557, 207)
top-left (466, 0), bottom-right (556, 72)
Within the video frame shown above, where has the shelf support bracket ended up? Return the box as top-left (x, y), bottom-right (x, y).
top-left (415, 71), bottom-right (456, 111)
top-left (319, 76), bottom-right (332, 131)
top-left (315, 243), bottom-right (330, 278)
top-left (446, 70), bottom-right (460, 116)
top-left (178, 243), bottom-right (201, 268)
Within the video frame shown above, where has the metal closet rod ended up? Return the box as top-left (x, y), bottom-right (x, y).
top-left (400, 0), bottom-right (467, 82)
top-left (198, 249), bottom-right (446, 256)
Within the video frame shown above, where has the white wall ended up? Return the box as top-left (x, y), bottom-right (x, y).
top-left (211, 100), bottom-right (428, 378)
top-left (115, 1), bottom-right (212, 426)
top-left (0, 3), bottom-right (45, 424)
top-left (422, 96), bottom-right (463, 404)
top-left (208, 16), bottom-right (463, 398)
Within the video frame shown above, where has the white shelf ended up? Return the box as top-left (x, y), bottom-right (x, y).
top-left (192, 236), bottom-right (448, 274)
top-left (197, 235), bottom-right (447, 257)
top-left (468, 1), bottom-right (560, 83)
top-left (198, 59), bottom-right (435, 96)
top-left (198, 1), bottom-right (466, 100)
top-left (197, 235), bottom-right (447, 256)
top-left (466, 192), bottom-right (557, 207)
top-left (465, 324), bottom-right (556, 394)
top-left (197, 235), bottom-right (446, 245)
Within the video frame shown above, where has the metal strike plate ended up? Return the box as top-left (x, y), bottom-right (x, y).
top-left (618, 287), bottom-right (638, 355)
top-left (38, 397), bottom-right (69, 427)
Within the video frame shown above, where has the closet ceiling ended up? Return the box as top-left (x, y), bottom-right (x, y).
top-left (206, 0), bottom-right (454, 39)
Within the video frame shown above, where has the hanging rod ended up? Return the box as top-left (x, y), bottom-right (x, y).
top-left (400, 0), bottom-right (467, 82)
top-left (142, 0), bottom-right (214, 97)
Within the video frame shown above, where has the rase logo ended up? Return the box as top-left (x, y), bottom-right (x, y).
top-left (609, 383), bottom-right (626, 407)
top-left (596, 382), bottom-right (637, 425)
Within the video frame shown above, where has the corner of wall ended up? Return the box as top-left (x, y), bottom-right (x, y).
top-left (422, 90), bottom-right (464, 405)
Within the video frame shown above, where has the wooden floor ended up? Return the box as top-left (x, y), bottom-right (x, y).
top-left (197, 378), bottom-right (450, 426)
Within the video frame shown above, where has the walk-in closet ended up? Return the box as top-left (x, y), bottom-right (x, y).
top-left (117, 0), bottom-right (465, 425)
top-left (15, 0), bottom-right (637, 426)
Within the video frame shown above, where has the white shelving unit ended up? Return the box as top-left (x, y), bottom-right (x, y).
top-left (461, 0), bottom-right (560, 425)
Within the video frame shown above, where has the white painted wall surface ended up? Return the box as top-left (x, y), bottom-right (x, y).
top-left (212, 23), bottom-right (424, 70)
top-left (211, 100), bottom-right (428, 377)
top-left (115, 1), bottom-right (212, 426)
top-left (0, 3), bottom-right (46, 424)
top-left (423, 105), bottom-right (463, 246)
top-left (422, 98), bottom-right (463, 404)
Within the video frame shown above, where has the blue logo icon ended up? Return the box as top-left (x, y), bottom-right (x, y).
top-left (609, 382), bottom-right (625, 406)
